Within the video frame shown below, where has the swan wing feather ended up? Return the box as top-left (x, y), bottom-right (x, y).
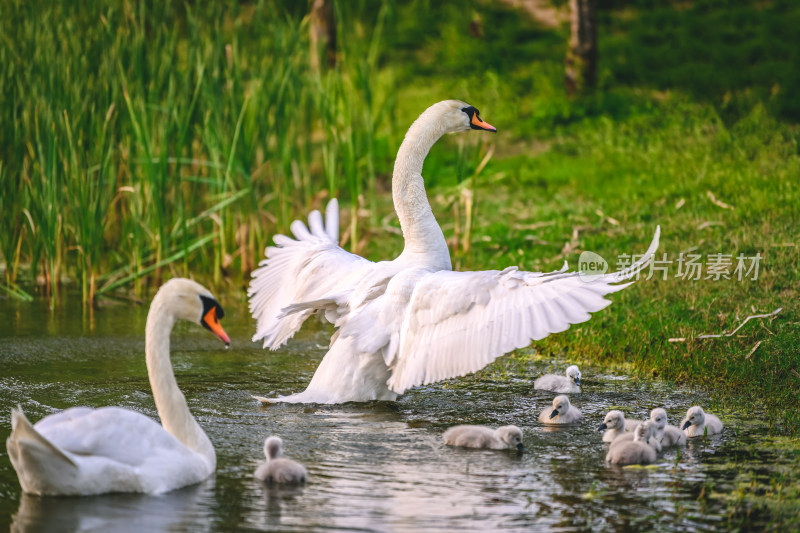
top-left (32, 407), bottom-right (190, 466)
top-left (386, 227), bottom-right (660, 393)
top-left (249, 199), bottom-right (375, 349)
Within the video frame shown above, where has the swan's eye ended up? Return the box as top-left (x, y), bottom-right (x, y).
top-left (200, 295), bottom-right (225, 319)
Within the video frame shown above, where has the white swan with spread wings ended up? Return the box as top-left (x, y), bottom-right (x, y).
top-left (249, 100), bottom-right (659, 404)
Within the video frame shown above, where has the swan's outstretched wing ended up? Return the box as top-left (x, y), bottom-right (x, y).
top-left (385, 227), bottom-right (660, 393)
top-left (248, 199), bottom-right (375, 349)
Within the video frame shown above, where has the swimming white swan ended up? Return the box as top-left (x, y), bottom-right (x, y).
top-left (606, 422), bottom-right (657, 465)
top-left (539, 395), bottom-right (582, 425)
top-left (681, 406), bottom-right (723, 437)
top-left (534, 365), bottom-right (581, 394)
top-left (608, 419), bottom-right (662, 452)
top-left (442, 425), bottom-right (524, 451)
top-left (249, 99), bottom-right (661, 404)
top-left (5, 278), bottom-right (230, 496)
top-left (650, 408), bottom-right (686, 446)
top-left (255, 436), bottom-right (307, 484)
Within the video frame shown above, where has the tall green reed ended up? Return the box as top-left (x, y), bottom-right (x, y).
top-left (0, 0), bottom-right (396, 305)
top-left (0, 162), bottom-right (33, 301)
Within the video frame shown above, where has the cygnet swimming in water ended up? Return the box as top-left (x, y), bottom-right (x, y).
top-left (539, 395), bottom-right (582, 425)
top-left (606, 422), bottom-right (657, 465)
top-left (254, 436), bottom-right (307, 484)
top-left (597, 410), bottom-right (641, 442)
top-left (681, 406), bottom-right (723, 437)
top-left (534, 365), bottom-right (581, 394)
top-left (650, 408), bottom-right (686, 446)
top-left (442, 425), bottom-right (524, 451)
top-left (609, 419), bottom-right (662, 452)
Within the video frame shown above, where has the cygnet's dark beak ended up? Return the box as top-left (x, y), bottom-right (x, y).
top-left (681, 420), bottom-right (691, 430)
top-left (597, 423), bottom-right (607, 431)
top-left (516, 442), bottom-right (525, 452)
top-left (549, 410), bottom-right (559, 419)
top-left (575, 378), bottom-right (581, 386)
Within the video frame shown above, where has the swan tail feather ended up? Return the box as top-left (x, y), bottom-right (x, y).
top-left (8, 407), bottom-right (78, 494)
top-left (9, 407), bottom-right (76, 468)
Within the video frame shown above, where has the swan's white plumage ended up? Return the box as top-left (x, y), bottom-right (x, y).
top-left (598, 410), bottom-right (643, 442)
top-left (249, 198), bottom-right (374, 350)
top-left (6, 278), bottom-right (227, 495)
top-left (249, 100), bottom-right (661, 404)
top-left (539, 395), bottom-right (582, 425)
top-left (534, 365), bottom-right (581, 394)
top-left (662, 424), bottom-right (687, 445)
top-left (598, 410), bottom-right (627, 443)
top-left (625, 418), bottom-right (644, 431)
top-left (650, 408), bottom-right (687, 446)
top-left (609, 420), bottom-right (662, 453)
top-left (254, 436), bottom-right (307, 484)
top-left (606, 422), bottom-right (658, 465)
top-left (442, 425), bottom-right (524, 450)
top-left (681, 406), bottom-right (723, 437)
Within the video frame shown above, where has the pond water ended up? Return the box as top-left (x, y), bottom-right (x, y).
top-left (0, 293), bottom-right (790, 531)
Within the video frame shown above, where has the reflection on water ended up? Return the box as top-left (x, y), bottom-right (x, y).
top-left (11, 481), bottom-right (213, 533)
top-left (0, 295), bottom-right (788, 531)
top-left (254, 484), bottom-right (307, 529)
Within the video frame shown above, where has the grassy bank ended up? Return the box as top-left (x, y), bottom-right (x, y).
top-left (1, 0), bottom-right (798, 431)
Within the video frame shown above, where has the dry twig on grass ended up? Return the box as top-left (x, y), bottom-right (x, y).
top-left (745, 340), bottom-right (763, 360)
top-left (669, 308), bottom-right (782, 343)
top-left (706, 190), bottom-right (734, 210)
top-left (696, 308), bottom-right (782, 339)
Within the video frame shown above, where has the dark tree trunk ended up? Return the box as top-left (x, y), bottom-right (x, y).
top-left (309, 0), bottom-right (336, 71)
top-left (565, 0), bottom-right (597, 95)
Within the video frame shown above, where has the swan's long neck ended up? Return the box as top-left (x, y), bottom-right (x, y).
top-left (392, 110), bottom-right (452, 270)
top-left (146, 296), bottom-right (216, 470)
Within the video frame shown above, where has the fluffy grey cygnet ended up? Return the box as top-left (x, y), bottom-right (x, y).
top-left (254, 436), bottom-right (307, 484)
top-left (533, 365), bottom-right (581, 394)
top-left (606, 422), bottom-right (657, 465)
top-left (681, 406), bottom-right (723, 438)
top-left (597, 410), bottom-right (641, 442)
top-left (650, 408), bottom-right (687, 446)
top-left (609, 420), bottom-right (662, 453)
top-left (539, 395), bottom-right (582, 425)
top-left (442, 425), bottom-right (524, 451)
